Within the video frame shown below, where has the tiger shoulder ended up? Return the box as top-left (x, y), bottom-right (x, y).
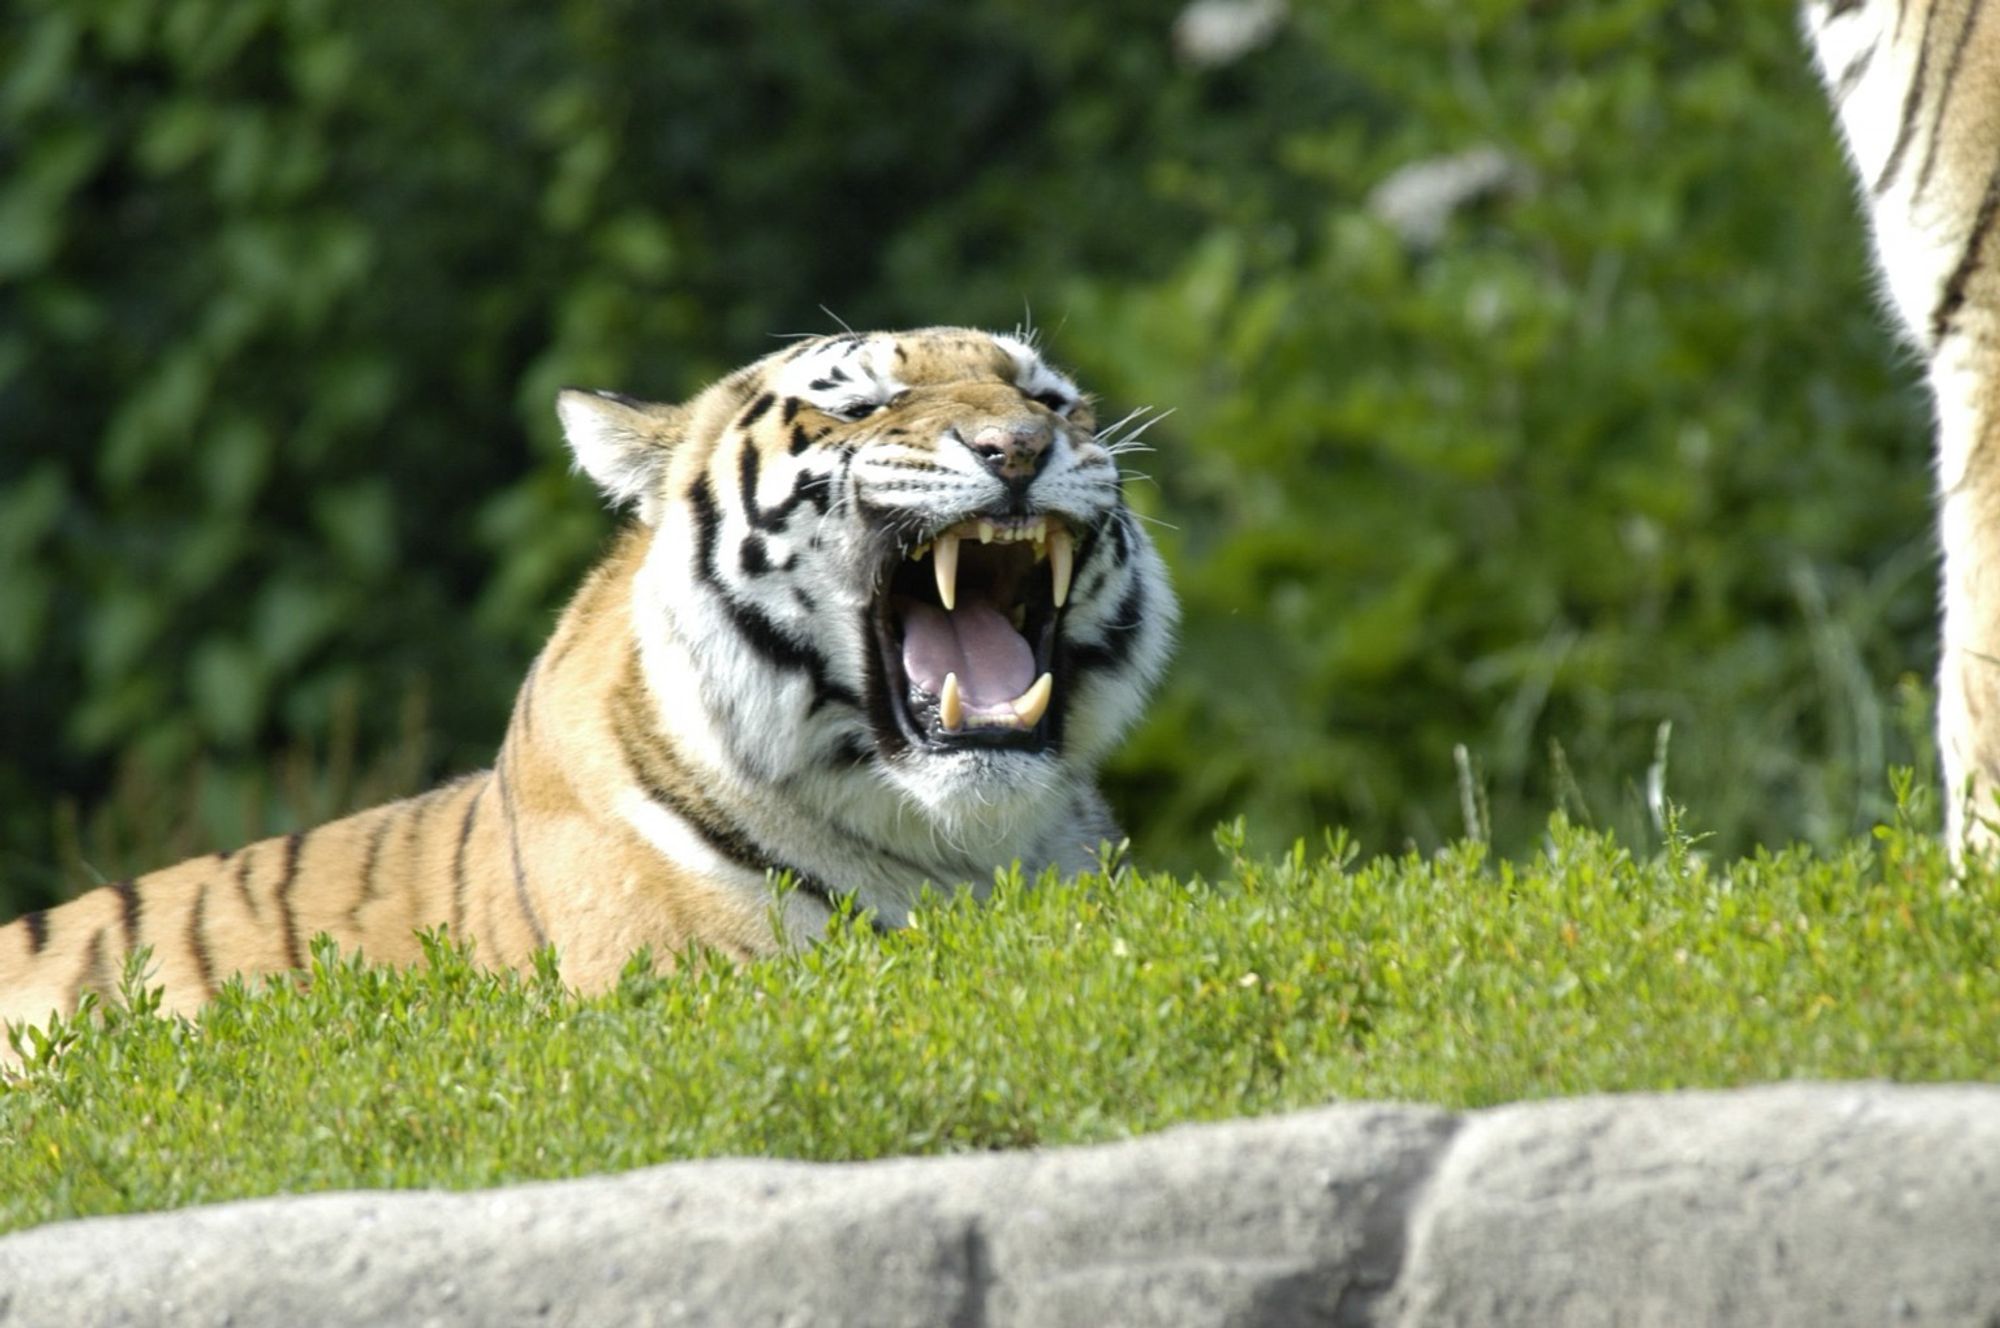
top-left (0, 327), bottom-right (1177, 1055)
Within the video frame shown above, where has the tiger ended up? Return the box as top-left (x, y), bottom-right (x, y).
top-left (0, 328), bottom-right (1177, 1062)
top-left (1805, 0), bottom-right (2000, 851)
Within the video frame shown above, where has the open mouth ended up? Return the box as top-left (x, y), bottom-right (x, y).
top-left (872, 515), bottom-right (1074, 752)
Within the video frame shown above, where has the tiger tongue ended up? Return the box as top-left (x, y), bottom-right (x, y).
top-left (900, 599), bottom-right (1035, 707)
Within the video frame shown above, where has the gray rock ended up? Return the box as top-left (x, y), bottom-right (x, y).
top-left (1394, 1083), bottom-right (2000, 1328)
top-left (0, 1105), bottom-right (1451, 1328)
top-left (4, 1085), bottom-right (2000, 1327)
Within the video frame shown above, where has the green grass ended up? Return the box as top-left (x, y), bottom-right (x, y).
top-left (3, 780), bottom-right (1995, 1236)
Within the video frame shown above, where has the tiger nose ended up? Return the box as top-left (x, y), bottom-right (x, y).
top-left (968, 420), bottom-right (1052, 482)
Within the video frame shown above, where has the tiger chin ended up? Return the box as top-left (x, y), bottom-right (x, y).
top-left (0, 328), bottom-right (1176, 1061)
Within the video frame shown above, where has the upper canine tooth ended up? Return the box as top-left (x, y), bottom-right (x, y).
top-left (934, 532), bottom-right (960, 611)
top-left (1049, 527), bottom-right (1073, 608)
top-left (1011, 673), bottom-right (1054, 727)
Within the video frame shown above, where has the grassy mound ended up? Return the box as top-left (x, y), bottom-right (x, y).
top-left (4, 786), bottom-right (1993, 1236)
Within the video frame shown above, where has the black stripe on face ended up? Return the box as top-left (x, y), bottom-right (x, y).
top-left (738, 392), bottom-right (777, 429)
top-left (277, 830), bottom-right (307, 971)
top-left (691, 470), bottom-right (724, 581)
top-left (782, 397), bottom-right (802, 425)
top-left (21, 909), bottom-right (49, 955)
top-left (688, 478), bottom-right (861, 711)
top-left (1052, 515), bottom-right (1117, 611)
top-left (112, 879), bottom-right (140, 948)
top-left (190, 883), bottom-right (217, 1000)
top-left (1062, 577), bottom-right (1148, 678)
top-left (738, 440), bottom-right (833, 533)
top-left (1933, 163), bottom-right (2000, 344)
top-left (1070, 515), bottom-right (1114, 590)
top-left (452, 781), bottom-right (487, 943)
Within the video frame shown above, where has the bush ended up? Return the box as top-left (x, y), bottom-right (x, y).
top-left (1062, 3), bottom-right (1932, 862)
top-left (0, 0), bottom-right (1932, 911)
top-left (3, 801), bottom-right (1992, 1233)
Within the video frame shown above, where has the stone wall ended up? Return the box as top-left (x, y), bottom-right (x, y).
top-left (4, 1084), bottom-right (1997, 1326)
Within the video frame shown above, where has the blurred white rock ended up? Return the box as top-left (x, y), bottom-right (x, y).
top-left (1173, 0), bottom-right (1288, 68)
top-left (1367, 145), bottom-right (1528, 248)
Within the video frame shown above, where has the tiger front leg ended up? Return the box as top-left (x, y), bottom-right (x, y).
top-left (1938, 431), bottom-right (2000, 854)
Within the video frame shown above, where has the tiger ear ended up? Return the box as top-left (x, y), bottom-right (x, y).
top-left (556, 388), bottom-right (689, 526)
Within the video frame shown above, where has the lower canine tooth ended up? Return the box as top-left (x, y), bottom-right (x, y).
top-left (1010, 672), bottom-right (1054, 727)
top-left (940, 672), bottom-right (963, 731)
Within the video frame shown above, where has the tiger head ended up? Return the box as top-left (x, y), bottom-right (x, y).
top-left (555, 328), bottom-right (1175, 873)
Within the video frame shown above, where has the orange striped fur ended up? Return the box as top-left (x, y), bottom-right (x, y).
top-left (1, 328), bottom-right (1177, 1061)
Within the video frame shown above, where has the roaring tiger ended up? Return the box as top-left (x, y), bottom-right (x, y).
top-left (1806, 0), bottom-right (2000, 850)
top-left (0, 328), bottom-right (1176, 1058)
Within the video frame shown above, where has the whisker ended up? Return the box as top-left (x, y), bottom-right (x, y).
top-left (1094, 405), bottom-right (1153, 442)
top-left (1100, 407), bottom-right (1175, 453)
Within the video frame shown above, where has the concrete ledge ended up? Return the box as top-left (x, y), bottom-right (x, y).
top-left (2, 1084), bottom-right (1996, 1327)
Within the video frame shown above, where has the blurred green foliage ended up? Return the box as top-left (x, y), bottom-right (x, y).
top-left (0, 0), bottom-right (1932, 914)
